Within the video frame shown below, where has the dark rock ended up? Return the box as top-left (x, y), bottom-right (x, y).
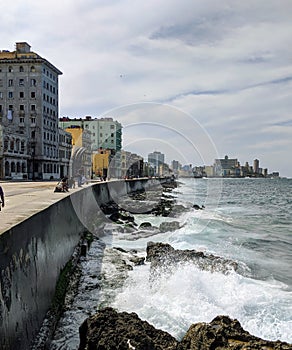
top-left (100, 201), bottom-right (119, 215)
top-left (78, 307), bottom-right (178, 350)
top-left (178, 315), bottom-right (292, 350)
top-left (78, 309), bottom-right (292, 350)
top-left (193, 204), bottom-right (204, 210)
top-left (129, 256), bottom-right (145, 266)
top-left (146, 242), bottom-right (239, 275)
top-left (159, 221), bottom-right (180, 232)
top-left (139, 222), bottom-right (153, 228)
top-left (109, 210), bottom-right (135, 224)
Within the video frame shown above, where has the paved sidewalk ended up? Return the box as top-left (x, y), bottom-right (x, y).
top-left (0, 181), bottom-right (90, 235)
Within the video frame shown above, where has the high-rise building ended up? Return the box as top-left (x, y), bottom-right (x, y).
top-left (0, 42), bottom-right (64, 179)
top-left (59, 116), bottom-right (122, 152)
top-left (253, 159), bottom-right (259, 174)
top-left (214, 155), bottom-right (239, 177)
top-left (148, 151), bottom-right (165, 176)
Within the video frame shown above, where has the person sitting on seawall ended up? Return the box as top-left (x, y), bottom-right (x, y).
top-left (61, 176), bottom-right (69, 192)
top-left (0, 185), bottom-right (5, 211)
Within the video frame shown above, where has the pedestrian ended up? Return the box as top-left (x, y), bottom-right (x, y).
top-left (61, 176), bottom-right (69, 192)
top-left (0, 185), bottom-right (5, 210)
top-left (69, 176), bottom-right (75, 189)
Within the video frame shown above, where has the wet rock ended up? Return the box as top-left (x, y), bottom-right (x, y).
top-left (79, 309), bottom-right (292, 350)
top-left (159, 221), bottom-right (180, 232)
top-left (100, 201), bottom-right (119, 215)
top-left (129, 256), bottom-right (145, 266)
top-left (109, 210), bottom-right (135, 224)
top-left (192, 204), bottom-right (205, 210)
top-left (139, 221), bottom-right (153, 228)
top-left (146, 242), bottom-right (238, 275)
top-left (178, 315), bottom-right (292, 350)
top-left (78, 307), bottom-right (178, 350)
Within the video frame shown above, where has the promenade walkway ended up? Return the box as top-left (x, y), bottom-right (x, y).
top-left (0, 181), bottom-right (91, 235)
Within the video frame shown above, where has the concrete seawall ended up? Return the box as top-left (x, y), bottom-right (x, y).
top-left (0, 178), bottom-right (166, 350)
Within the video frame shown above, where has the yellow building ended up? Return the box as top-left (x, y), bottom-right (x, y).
top-left (92, 149), bottom-right (110, 178)
top-left (65, 126), bottom-right (92, 179)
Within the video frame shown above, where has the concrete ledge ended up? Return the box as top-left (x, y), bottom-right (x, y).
top-left (0, 178), bottom-right (169, 350)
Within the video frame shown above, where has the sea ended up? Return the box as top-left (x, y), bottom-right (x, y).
top-left (47, 177), bottom-right (292, 349)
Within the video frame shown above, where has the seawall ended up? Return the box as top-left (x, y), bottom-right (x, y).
top-left (0, 178), bottom-right (166, 350)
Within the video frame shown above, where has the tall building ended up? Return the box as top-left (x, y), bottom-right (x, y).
top-left (253, 159), bottom-right (259, 174)
top-left (148, 151), bottom-right (165, 176)
top-left (0, 42), bottom-right (63, 179)
top-left (59, 116), bottom-right (122, 152)
top-left (214, 155), bottom-right (239, 177)
top-left (119, 150), bottom-right (143, 178)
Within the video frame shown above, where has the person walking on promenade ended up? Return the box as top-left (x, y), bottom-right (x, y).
top-left (0, 185), bottom-right (4, 211)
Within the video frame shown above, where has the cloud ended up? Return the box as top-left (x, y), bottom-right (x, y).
top-left (1, 0), bottom-right (292, 176)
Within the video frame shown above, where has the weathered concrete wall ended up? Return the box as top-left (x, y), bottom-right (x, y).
top-left (0, 178), bottom-right (166, 350)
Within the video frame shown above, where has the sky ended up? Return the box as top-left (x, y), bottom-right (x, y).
top-left (1, 0), bottom-right (292, 177)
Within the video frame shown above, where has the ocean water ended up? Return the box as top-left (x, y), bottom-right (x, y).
top-left (110, 178), bottom-right (292, 343)
top-left (48, 178), bottom-right (292, 349)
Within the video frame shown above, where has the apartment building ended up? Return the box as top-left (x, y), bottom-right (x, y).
top-left (148, 151), bottom-right (165, 176)
top-left (214, 155), bottom-right (239, 177)
top-left (0, 42), bottom-right (67, 179)
top-left (59, 116), bottom-right (122, 152)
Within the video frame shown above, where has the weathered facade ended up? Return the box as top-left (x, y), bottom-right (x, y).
top-left (0, 42), bottom-right (68, 179)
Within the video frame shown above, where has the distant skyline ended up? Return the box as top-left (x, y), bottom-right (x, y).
top-left (1, 1), bottom-right (292, 177)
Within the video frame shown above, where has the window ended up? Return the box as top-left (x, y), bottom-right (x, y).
top-left (4, 138), bottom-right (8, 151)
top-left (31, 92), bottom-right (36, 98)
top-left (8, 91), bottom-right (13, 98)
top-left (0, 79), bottom-right (3, 87)
top-left (19, 105), bottom-right (25, 111)
top-left (30, 66), bottom-right (36, 72)
top-left (19, 91), bottom-right (24, 98)
top-left (8, 66), bottom-right (13, 72)
top-left (0, 92), bottom-right (2, 99)
top-left (31, 79), bottom-right (36, 86)
top-left (20, 117), bottom-right (24, 123)
top-left (19, 66), bottom-right (24, 72)
top-left (10, 140), bottom-right (14, 152)
top-left (19, 79), bottom-right (24, 86)
top-left (8, 79), bottom-right (13, 86)
top-left (110, 125), bottom-right (115, 129)
top-left (31, 104), bottom-right (36, 111)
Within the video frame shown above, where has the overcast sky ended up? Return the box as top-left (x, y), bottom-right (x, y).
top-left (1, 0), bottom-right (292, 177)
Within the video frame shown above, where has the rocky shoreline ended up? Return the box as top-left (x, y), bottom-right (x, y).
top-left (78, 307), bottom-right (292, 350)
top-left (76, 240), bottom-right (292, 349)
top-left (33, 183), bottom-right (292, 349)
